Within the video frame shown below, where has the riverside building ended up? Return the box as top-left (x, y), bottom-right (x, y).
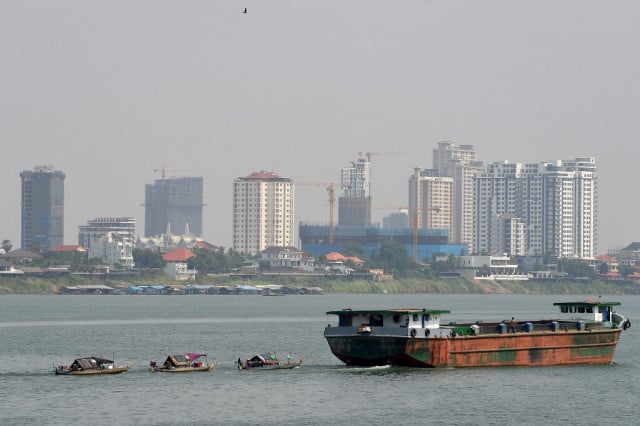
top-left (144, 176), bottom-right (204, 238)
top-left (408, 168), bottom-right (454, 241)
top-left (20, 165), bottom-right (65, 251)
top-left (433, 141), bottom-right (484, 247)
top-left (78, 217), bottom-right (136, 268)
top-left (338, 157), bottom-right (371, 226)
top-left (473, 157), bottom-right (597, 259)
top-left (233, 171), bottom-right (295, 256)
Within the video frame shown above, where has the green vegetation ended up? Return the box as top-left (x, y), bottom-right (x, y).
top-left (2, 273), bottom-right (638, 295)
top-left (3, 239), bottom-right (639, 295)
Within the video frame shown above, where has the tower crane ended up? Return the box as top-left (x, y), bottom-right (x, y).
top-left (373, 205), bottom-right (440, 263)
top-left (153, 165), bottom-right (193, 179)
top-left (297, 181), bottom-right (349, 244)
top-left (356, 150), bottom-right (412, 162)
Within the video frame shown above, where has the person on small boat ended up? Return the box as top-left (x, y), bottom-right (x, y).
top-left (509, 317), bottom-right (517, 333)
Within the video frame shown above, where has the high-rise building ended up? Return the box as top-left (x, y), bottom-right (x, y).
top-left (20, 165), bottom-right (65, 251)
top-left (382, 211), bottom-right (409, 229)
top-left (233, 171), bottom-right (295, 256)
top-left (144, 177), bottom-right (204, 238)
top-left (408, 168), bottom-right (454, 238)
top-left (338, 157), bottom-right (371, 226)
top-left (433, 141), bottom-right (484, 246)
top-left (473, 157), bottom-right (597, 259)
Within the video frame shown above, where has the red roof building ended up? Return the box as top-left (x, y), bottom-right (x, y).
top-left (326, 252), bottom-right (364, 264)
top-left (162, 248), bottom-right (196, 262)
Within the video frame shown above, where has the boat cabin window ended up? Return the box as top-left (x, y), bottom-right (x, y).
top-left (338, 315), bottom-right (353, 327)
top-left (577, 306), bottom-right (585, 314)
top-left (560, 306), bottom-right (568, 313)
top-left (586, 306), bottom-right (593, 314)
top-left (369, 314), bottom-right (383, 327)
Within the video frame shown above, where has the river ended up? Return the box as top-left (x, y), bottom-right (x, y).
top-left (0, 293), bottom-right (637, 425)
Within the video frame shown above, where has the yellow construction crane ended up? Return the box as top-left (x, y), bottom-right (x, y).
top-left (373, 205), bottom-right (440, 263)
top-left (297, 181), bottom-right (349, 244)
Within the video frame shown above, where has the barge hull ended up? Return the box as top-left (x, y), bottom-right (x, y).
top-left (325, 329), bottom-right (621, 368)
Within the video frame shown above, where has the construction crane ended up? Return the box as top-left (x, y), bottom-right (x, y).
top-left (153, 165), bottom-right (193, 179)
top-left (373, 205), bottom-right (440, 263)
top-left (357, 150), bottom-right (412, 162)
top-left (297, 182), bottom-right (349, 244)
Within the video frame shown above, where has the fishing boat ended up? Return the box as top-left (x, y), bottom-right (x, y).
top-left (149, 353), bottom-right (218, 372)
top-left (237, 352), bottom-right (303, 370)
top-left (54, 356), bottom-right (131, 375)
top-left (324, 300), bottom-right (630, 368)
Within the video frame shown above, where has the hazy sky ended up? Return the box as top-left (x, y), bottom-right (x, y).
top-left (2, 1), bottom-right (639, 252)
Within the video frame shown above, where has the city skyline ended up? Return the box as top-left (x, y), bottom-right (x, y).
top-left (2, 2), bottom-right (639, 252)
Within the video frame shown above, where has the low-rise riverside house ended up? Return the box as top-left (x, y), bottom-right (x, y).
top-left (457, 254), bottom-right (528, 281)
top-left (0, 259), bottom-right (24, 276)
top-left (261, 246), bottom-right (315, 271)
top-left (162, 248), bottom-right (197, 280)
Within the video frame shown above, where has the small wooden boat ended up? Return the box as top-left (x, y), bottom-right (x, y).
top-left (150, 353), bottom-right (218, 372)
top-left (54, 356), bottom-right (131, 375)
top-left (237, 352), bottom-right (303, 370)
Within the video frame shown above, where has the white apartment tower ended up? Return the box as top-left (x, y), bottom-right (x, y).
top-left (473, 157), bottom-right (597, 259)
top-left (433, 141), bottom-right (484, 246)
top-left (338, 157), bottom-right (371, 226)
top-left (233, 171), bottom-right (295, 256)
top-left (408, 168), bottom-right (453, 238)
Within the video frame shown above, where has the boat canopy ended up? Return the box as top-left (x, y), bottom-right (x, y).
top-left (185, 353), bottom-right (207, 362)
top-left (252, 352), bottom-right (277, 362)
top-left (71, 357), bottom-right (113, 370)
top-left (163, 353), bottom-right (207, 366)
top-left (326, 308), bottom-right (451, 316)
top-left (553, 301), bottom-right (621, 308)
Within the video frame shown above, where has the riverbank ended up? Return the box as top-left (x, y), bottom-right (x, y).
top-left (1, 275), bottom-right (638, 295)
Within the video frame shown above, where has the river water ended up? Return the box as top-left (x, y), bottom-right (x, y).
top-left (0, 293), bottom-right (637, 425)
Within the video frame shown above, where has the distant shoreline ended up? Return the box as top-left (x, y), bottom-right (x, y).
top-left (1, 275), bottom-right (638, 295)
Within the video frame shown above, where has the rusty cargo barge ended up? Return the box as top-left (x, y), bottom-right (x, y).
top-left (324, 301), bottom-right (630, 368)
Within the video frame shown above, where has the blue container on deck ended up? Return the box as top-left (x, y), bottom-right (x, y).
top-left (576, 321), bottom-right (585, 331)
top-left (525, 322), bottom-right (534, 332)
top-left (498, 323), bottom-right (507, 334)
top-left (551, 321), bottom-right (559, 332)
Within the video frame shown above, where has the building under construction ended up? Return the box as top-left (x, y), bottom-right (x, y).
top-left (20, 165), bottom-right (65, 251)
top-left (144, 176), bottom-right (204, 238)
top-left (298, 223), bottom-right (467, 261)
top-left (339, 157), bottom-right (371, 226)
